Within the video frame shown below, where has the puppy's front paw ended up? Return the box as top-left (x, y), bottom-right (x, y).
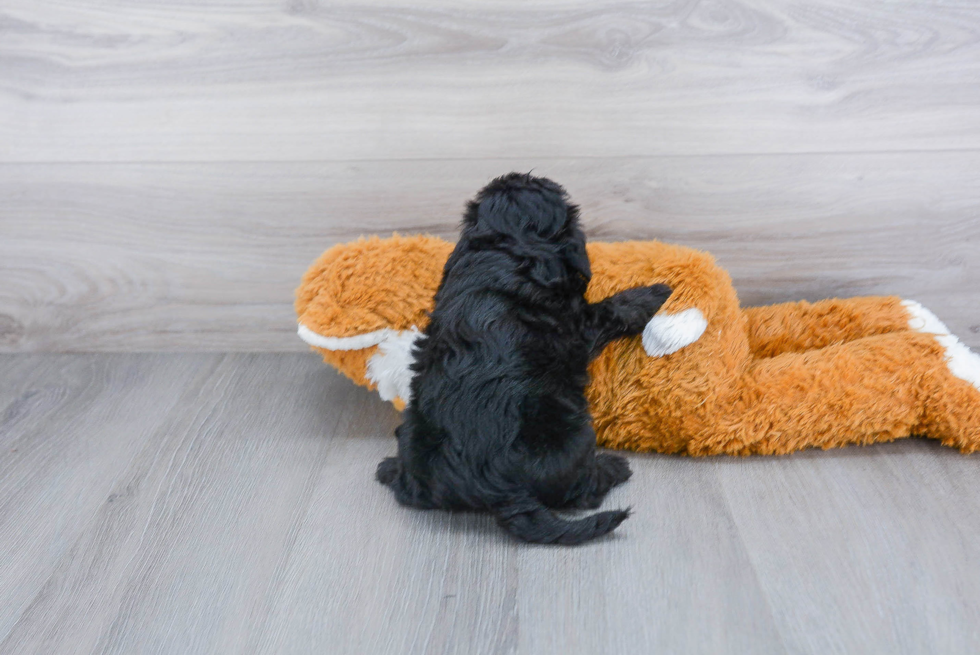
top-left (376, 457), bottom-right (401, 485)
top-left (621, 284), bottom-right (672, 317)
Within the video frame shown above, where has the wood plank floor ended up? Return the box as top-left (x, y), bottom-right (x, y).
top-left (2, 353), bottom-right (979, 654)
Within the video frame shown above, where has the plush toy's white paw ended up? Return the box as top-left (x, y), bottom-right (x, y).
top-left (903, 300), bottom-right (980, 392)
top-left (642, 308), bottom-right (708, 357)
top-left (365, 327), bottom-right (424, 403)
top-left (297, 324), bottom-right (394, 351)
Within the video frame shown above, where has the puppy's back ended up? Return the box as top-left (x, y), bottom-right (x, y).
top-left (390, 173), bottom-right (629, 545)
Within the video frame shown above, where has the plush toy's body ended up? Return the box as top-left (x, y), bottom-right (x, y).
top-left (296, 235), bottom-right (980, 455)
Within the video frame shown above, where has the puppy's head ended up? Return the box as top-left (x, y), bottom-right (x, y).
top-left (461, 172), bottom-right (591, 287)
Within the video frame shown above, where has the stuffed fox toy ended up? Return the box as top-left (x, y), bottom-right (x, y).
top-left (296, 234), bottom-right (980, 455)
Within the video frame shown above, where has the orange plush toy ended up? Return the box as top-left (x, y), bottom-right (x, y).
top-left (296, 234), bottom-right (980, 455)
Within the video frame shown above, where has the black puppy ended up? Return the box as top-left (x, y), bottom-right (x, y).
top-left (377, 173), bottom-right (671, 545)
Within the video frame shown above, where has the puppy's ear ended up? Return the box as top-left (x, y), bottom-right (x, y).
top-left (461, 199), bottom-right (480, 231)
top-left (526, 243), bottom-right (591, 290)
top-left (523, 257), bottom-right (560, 289)
top-left (562, 235), bottom-right (591, 283)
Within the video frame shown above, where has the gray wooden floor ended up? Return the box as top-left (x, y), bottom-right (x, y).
top-left (2, 353), bottom-right (979, 655)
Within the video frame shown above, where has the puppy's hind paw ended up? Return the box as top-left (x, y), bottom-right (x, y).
top-left (597, 453), bottom-right (632, 487)
top-left (376, 457), bottom-right (401, 485)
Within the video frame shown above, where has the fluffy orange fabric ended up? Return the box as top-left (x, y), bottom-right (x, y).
top-left (296, 235), bottom-right (980, 455)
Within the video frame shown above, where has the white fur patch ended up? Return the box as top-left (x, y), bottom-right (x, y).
top-left (902, 299), bottom-right (980, 392)
top-left (298, 323), bottom-right (423, 403)
top-left (642, 308), bottom-right (708, 357)
top-left (365, 328), bottom-right (423, 403)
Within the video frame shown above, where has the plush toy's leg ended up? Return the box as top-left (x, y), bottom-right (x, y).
top-left (688, 329), bottom-right (980, 455)
top-left (744, 296), bottom-right (911, 358)
top-left (902, 301), bottom-right (980, 451)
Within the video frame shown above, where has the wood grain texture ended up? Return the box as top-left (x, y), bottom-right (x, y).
top-left (4, 2), bottom-right (980, 652)
top-left (2, 154), bottom-right (978, 352)
top-left (717, 450), bottom-right (980, 653)
top-left (2, 1), bottom-right (980, 161)
top-left (4, 0), bottom-right (980, 351)
top-left (2, 354), bottom-right (980, 654)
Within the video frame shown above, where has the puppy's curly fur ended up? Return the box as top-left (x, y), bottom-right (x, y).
top-left (377, 173), bottom-right (671, 544)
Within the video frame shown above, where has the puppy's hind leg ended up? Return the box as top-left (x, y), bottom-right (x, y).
top-left (375, 457), bottom-right (436, 509)
top-left (596, 452), bottom-right (632, 489)
top-left (376, 457), bottom-right (401, 484)
top-left (563, 453), bottom-right (632, 510)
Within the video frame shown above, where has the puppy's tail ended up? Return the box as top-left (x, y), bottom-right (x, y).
top-left (494, 495), bottom-right (630, 546)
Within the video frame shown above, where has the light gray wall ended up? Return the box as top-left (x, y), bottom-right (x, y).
top-left (2, 1), bottom-right (978, 351)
